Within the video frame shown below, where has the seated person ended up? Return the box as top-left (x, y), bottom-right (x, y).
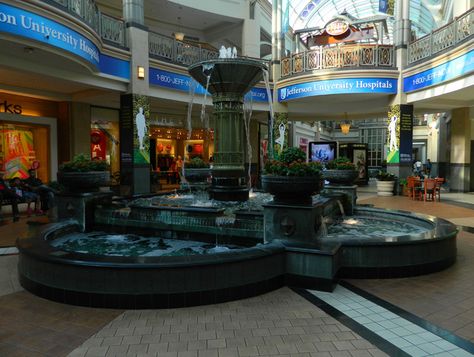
top-left (10, 177), bottom-right (41, 216)
top-left (0, 171), bottom-right (20, 221)
top-left (23, 169), bottom-right (55, 212)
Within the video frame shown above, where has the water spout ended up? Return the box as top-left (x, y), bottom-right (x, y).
top-left (243, 92), bottom-right (254, 189)
top-left (336, 200), bottom-right (346, 218)
top-left (201, 64), bottom-right (214, 129)
top-left (262, 68), bottom-right (274, 159)
top-left (187, 79), bottom-right (198, 139)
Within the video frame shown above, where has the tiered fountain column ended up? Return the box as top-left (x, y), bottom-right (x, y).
top-left (189, 59), bottom-right (266, 201)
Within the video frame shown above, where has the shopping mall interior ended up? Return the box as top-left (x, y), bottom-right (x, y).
top-left (0, 0), bottom-right (473, 356)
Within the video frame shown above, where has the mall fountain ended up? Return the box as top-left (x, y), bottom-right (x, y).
top-left (16, 56), bottom-right (458, 309)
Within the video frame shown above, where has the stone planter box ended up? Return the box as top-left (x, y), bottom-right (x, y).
top-left (376, 180), bottom-right (395, 196)
top-left (183, 168), bottom-right (211, 184)
top-left (57, 171), bottom-right (110, 193)
top-left (323, 169), bottom-right (359, 185)
top-left (262, 175), bottom-right (322, 205)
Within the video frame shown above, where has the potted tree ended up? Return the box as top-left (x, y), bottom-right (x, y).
top-left (262, 147), bottom-right (322, 205)
top-left (57, 154), bottom-right (110, 193)
top-left (323, 156), bottom-right (358, 185)
top-left (376, 170), bottom-right (397, 196)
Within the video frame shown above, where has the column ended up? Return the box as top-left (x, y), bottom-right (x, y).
top-left (242, 1), bottom-right (260, 57)
top-left (119, 0), bottom-right (151, 195)
top-left (449, 107), bottom-right (472, 192)
top-left (387, 0), bottom-right (412, 181)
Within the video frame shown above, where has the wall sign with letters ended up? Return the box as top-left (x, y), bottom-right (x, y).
top-left (149, 68), bottom-right (269, 102)
top-left (278, 78), bottom-right (397, 102)
top-left (0, 3), bottom-right (129, 79)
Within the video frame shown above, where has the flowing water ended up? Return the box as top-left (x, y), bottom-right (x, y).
top-left (243, 92), bottom-right (254, 188)
top-left (262, 68), bottom-right (274, 159)
top-left (51, 232), bottom-right (242, 257)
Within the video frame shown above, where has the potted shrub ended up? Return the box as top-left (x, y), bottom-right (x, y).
top-left (399, 178), bottom-right (409, 196)
top-left (57, 154), bottom-right (110, 192)
top-left (323, 156), bottom-right (358, 185)
top-left (376, 170), bottom-right (397, 196)
top-left (262, 147), bottom-right (322, 204)
top-left (183, 157), bottom-right (211, 184)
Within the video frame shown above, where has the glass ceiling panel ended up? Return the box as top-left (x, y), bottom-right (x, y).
top-left (268, 0), bottom-right (438, 43)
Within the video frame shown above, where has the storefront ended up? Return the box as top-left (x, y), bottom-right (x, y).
top-left (149, 115), bottom-right (215, 172)
top-left (90, 107), bottom-right (120, 183)
top-left (0, 93), bottom-right (58, 183)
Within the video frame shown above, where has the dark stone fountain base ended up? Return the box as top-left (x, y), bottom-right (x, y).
top-left (209, 174), bottom-right (249, 201)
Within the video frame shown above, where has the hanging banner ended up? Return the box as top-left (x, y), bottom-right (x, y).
top-left (387, 105), bottom-right (413, 164)
top-left (273, 113), bottom-right (289, 156)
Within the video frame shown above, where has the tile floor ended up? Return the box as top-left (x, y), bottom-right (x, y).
top-left (0, 185), bottom-right (474, 356)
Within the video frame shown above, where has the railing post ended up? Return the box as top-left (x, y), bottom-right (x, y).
top-left (319, 46), bottom-right (323, 70)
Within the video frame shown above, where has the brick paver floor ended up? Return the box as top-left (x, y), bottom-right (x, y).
top-left (0, 193), bottom-right (473, 356)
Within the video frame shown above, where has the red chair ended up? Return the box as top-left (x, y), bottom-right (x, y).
top-left (407, 176), bottom-right (422, 200)
top-left (433, 177), bottom-right (444, 201)
top-left (424, 178), bottom-right (438, 201)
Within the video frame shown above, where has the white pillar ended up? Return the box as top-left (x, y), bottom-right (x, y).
top-left (453, 0), bottom-right (474, 17)
top-left (242, 1), bottom-right (261, 57)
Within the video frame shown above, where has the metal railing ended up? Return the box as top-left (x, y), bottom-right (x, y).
top-left (149, 31), bottom-right (219, 66)
top-left (280, 44), bottom-right (395, 78)
top-left (41, 0), bottom-right (126, 47)
top-left (408, 7), bottom-right (473, 64)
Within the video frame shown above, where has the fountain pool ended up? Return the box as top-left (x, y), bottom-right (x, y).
top-left (17, 195), bottom-right (457, 308)
top-left (16, 55), bottom-right (459, 308)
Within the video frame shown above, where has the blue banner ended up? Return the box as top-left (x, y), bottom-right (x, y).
top-left (0, 3), bottom-right (100, 68)
top-left (99, 54), bottom-right (130, 79)
top-left (149, 68), bottom-right (269, 102)
top-left (404, 50), bottom-right (474, 92)
top-left (278, 78), bottom-right (397, 101)
top-left (0, 2), bottom-right (130, 79)
top-left (379, 0), bottom-right (388, 13)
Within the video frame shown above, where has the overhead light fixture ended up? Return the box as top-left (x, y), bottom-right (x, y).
top-left (174, 32), bottom-right (185, 41)
top-left (174, 15), bottom-right (185, 41)
top-left (137, 66), bottom-right (145, 79)
top-left (340, 112), bottom-right (351, 135)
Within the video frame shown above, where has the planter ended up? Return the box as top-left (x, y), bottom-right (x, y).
top-left (323, 169), bottom-right (358, 185)
top-left (262, 175), bottom-right (322, 205)
top-left (183, 168), bottom-right (211, 184)
top-left (57, 171), bottom-right (110, 193)
top-left (376, 180), bottom-right (395, 196)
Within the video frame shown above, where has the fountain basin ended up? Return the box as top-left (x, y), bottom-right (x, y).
top-left (18, 221), bottom-right (286, 309)
top-left (188, 58), bottom-right (267, 96)
top-left (17, 203), bottom-right (458, 308)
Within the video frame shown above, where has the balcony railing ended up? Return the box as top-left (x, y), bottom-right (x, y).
top-left (41, 0), bottom-right (126, 47)
top-left (408, 7), bottom-right (473, 64)
top-left (280, 44), bottom-right (395, 78)
top-left (149, 31), bottom-right (219, 66)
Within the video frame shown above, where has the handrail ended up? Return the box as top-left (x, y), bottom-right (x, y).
top-left (408, 7), bottom-right (473, 64)
top-left (280, 44), bottom-right (395, 78)
top-left (39, 0), bottom-right (126, 47)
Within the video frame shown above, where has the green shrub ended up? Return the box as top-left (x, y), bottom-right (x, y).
top-left (325, 156), bottom-right (356, 170)
top-left (59, 153), bottom-right (109, 172)
top-left (264, 147), bottom-right (322, 176)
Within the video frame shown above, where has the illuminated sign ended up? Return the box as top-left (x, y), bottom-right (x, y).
top-left (404, 49), bottom-right (474, 92)
top-left (149, 68), bottom-right (269, 102)
top-left (278, 78), bottom-right (397, 101)
top-left (326, 20), bottom-right (349, 36)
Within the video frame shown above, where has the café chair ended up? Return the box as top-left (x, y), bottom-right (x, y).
top-left (424, 178), bottom-right (439, 202)
top-left (407, 176), bottom-right (423, 200)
